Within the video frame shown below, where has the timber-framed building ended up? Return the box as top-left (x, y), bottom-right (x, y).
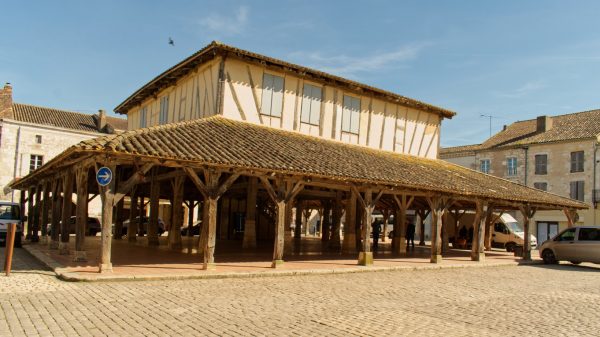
top-left (10, 42), bottom-right (587, 272)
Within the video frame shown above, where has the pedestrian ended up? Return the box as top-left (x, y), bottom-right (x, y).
top-left (372, 219), bottom-right (381, 252)
top-left (406, 221), bottom-right (416, 249)
top-left (459, 225), bottom-right (467, 239)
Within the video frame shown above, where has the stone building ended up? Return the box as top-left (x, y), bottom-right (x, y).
top-left (441, 111), bottom-right (600, 242)
top-left (0, 83), bottom-right (127, 217)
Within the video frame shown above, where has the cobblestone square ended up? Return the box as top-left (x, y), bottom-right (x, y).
top-left (1, 248), bottom-right (599, 336)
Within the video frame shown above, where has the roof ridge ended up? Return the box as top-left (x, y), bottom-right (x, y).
top-left (13, 102), bottom-right (124, 121)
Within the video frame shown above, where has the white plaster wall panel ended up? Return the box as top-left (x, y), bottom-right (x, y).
top-left (358, 98), bottom-right (369, 146)
top-left (368, 99), bottom-right (385, 148)
top-left (225, 60), bottom-right (261, 124)
top-left (320, 86), bottom-right (334, 138)
top-left (404, 108), bottom-right (418, 155)
top-left (381, 104), bottom-right (396, 152)
top-left (281, 76), bottom-right (298, 131)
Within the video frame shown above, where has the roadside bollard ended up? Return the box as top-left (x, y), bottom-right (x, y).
top-left (3, 223), bottom-right (17, 276)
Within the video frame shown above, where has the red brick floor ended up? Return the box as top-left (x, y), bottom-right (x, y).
top-left (27, 235), bottom-right (529, 277)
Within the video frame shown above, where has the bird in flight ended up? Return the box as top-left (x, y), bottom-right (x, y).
top-left (168, 37), bottom-right (175, 46)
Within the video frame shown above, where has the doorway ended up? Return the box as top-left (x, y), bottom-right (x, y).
top-left (536, 221), bottom-right (559, 244)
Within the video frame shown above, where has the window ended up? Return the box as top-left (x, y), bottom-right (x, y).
top-left (479, 159), bottom-right (490, 174)
top-left (534, 154), bottom-right (547, 175)
top-left (300, 84), bottom-right (322, 125)
top-left (159, 96), bottom-right (169, 125)
top-left (35, 135), bottom-right (42, 144)
top-left (570, 151), bottom-right (584, 173)
top-left (341, 95), bottom-right (360, 134)
top-left (570, 181), bottom-right (585, 201)
top-left (260, 73), bottom-right (284, 117)
top-left (578, 228), bottom-right (600, 241)
top-left (139, 106), bottom-right (147, 128)
top-left (556, 228), bottom-right (576, 241)
top-left (29, 155), bottom-right (43, 172)
top-left (506, 157), bottom-right (517, 176)
top-left (533, 182), bottom-right (548, 191)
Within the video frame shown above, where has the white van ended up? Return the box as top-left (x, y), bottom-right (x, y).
top-left (0, 202), bottom-right (23, 247)
top-left (458, 213), bottom-right (537, 252)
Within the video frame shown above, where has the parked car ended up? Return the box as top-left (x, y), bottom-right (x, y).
top-left (121, 216), bottom-right (166, 236)
top-left (49, 216), bottom-right (101, 236)
top-left (539, 226), bottom-right (600, 264)
top-left (0, 202), bottom-right (23, 247)
top-left (181, 221), bottom-right (202, 236)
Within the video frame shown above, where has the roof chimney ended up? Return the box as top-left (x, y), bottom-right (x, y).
top-left (97, 109), bottom-right (107, 132)
top-left (536, 115), bottom-right (552, 133)
top-left (503, 124), bottom-right (507, 131)
top-left (0, 83), bottom-right (13, 118)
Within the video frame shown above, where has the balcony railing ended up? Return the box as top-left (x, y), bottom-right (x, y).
top-left (593, 189), bottom-right (600, 204)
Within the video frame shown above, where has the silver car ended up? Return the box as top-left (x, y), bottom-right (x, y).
top-left (539, 226), bottom-right (600, 264)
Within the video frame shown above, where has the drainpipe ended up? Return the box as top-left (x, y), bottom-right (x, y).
top-left (523, 146), bottom-right (529, 186)
top-left (11, 126), bottom-right (21, 203)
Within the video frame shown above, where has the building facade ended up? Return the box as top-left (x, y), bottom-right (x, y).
top-left (117, 42), bottom-right (454, 159)
top-left (0, 83), bottom-right (127, 217)
top-left (441, 112), bottom-right (600, 243)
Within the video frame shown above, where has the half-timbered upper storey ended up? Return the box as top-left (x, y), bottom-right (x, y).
top-left (115, 41), bottom-right (455, 159)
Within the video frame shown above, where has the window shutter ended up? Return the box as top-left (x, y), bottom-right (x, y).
top-left (271, 75), bottom-right (284, 117)
top-left (261, 74), bottom-right (273, 116)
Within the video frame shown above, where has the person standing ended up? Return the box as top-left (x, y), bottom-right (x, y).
top-left (372, 220), bottom-right (381, 252)
top-left (406, 221), bottom-right (416, 250)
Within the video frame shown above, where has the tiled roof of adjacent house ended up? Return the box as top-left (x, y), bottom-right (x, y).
top-left (15, 115), bottom-right (586, 209)
top-left (441, 109), bottom-right (600, 157)
top-left (439, 144), bottom-right (481, 157)
top-left (10, 103), bottom-right (127, 133)
top-left (114, 41), bottom-right (456, 119)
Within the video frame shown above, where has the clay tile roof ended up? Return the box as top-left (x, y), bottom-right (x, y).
top-left (483, 109), bottom-right (600, 149)
top-left (114, 41), bottom-right (455, 119)
top-left (10, 103), bottom-right (127, 133)
top-left (23, 115), bottom-right (581, 209)
top-left (439, 144), bottom-right (481, 158)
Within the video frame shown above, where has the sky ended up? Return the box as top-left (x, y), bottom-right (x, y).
top-left (2, 0), bottom-right (600, 147)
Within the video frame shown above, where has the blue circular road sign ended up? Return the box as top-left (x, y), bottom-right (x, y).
top-left (96, 167), bottom-right (113, 186)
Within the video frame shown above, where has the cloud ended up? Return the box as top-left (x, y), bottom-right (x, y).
top-left (493, 80), bottom-right (546, 98)
top-left (198, 6), bottom-right (248, 35)
top-left (288, 43), bottom-right (429, 77)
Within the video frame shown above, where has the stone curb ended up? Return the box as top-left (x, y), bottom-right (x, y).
top-left (23, 244), bottom-right (543, 283)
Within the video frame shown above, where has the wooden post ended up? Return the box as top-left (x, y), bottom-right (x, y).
top-left (258, 176), bottom-right (303, 268)
top-left (450, 209), bottom-right (466, 249)
top-left (168, 175), bottom-right (185, 250)
top-left (187, 199), bottom-right (195, 238)
top-left (219, 197), bottom-right (230, 240)
top-left (127, 186), bottom-right (138, 242)
top-left (417, 208), bottom-right (429, 246)
top-left (330, 192), bottom-right (342, 250)
top-left (243, 177), bottom-right (258, 248)
top-left (303, 208), bottom-right (312, 236)
top-left (49, 178), bottom-right (61, 249)
top-left (342, 192), bottom-right (357, 253)
top-left (185, 168), bottom-right (240, 270)
top-left (294, 201), bottom-right (303, 240)
top-left (137, 194), bottom-right (145, 237)
top-left (147, 174), bottom-right (160, 246)
top-left (471, 200), bottom-right (489, 261)
top-left (381, 209), bottom-right (389, 243)
top-left (563, 208), bottom-right (578, 228)
top-left (74, 167), bottom-right (88, 262)
top-left (393, 195), bottom-right (413, 254)
top-left (519, 204), bottom-right (536, 261)
top-left (114, 199), bottom-right (124, 239)
top-left (97, 164), bottom-right (116, 273)
top-left (441, 214), bottom-right (450, 253)
top-left (485, 210), bottom-right (502, 251)
top-left (284, 202), bottom-right (293, 252)
top-left (26, 186), bottom-right (35, 241)
top-left (352, 186), bottom-right (384, 266)
top-left (32, 185), bottom-right (41, 242)
top-left (59, 171), bottom-right (73, 255)
top-left (426, 197), bottom-right (452, 263)
top-left (41, 181), bottom-right (50, 243)
top-left (3, 223), bottom-right (16, 276)
top-left (321, 201), bottom-right (331, 242)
